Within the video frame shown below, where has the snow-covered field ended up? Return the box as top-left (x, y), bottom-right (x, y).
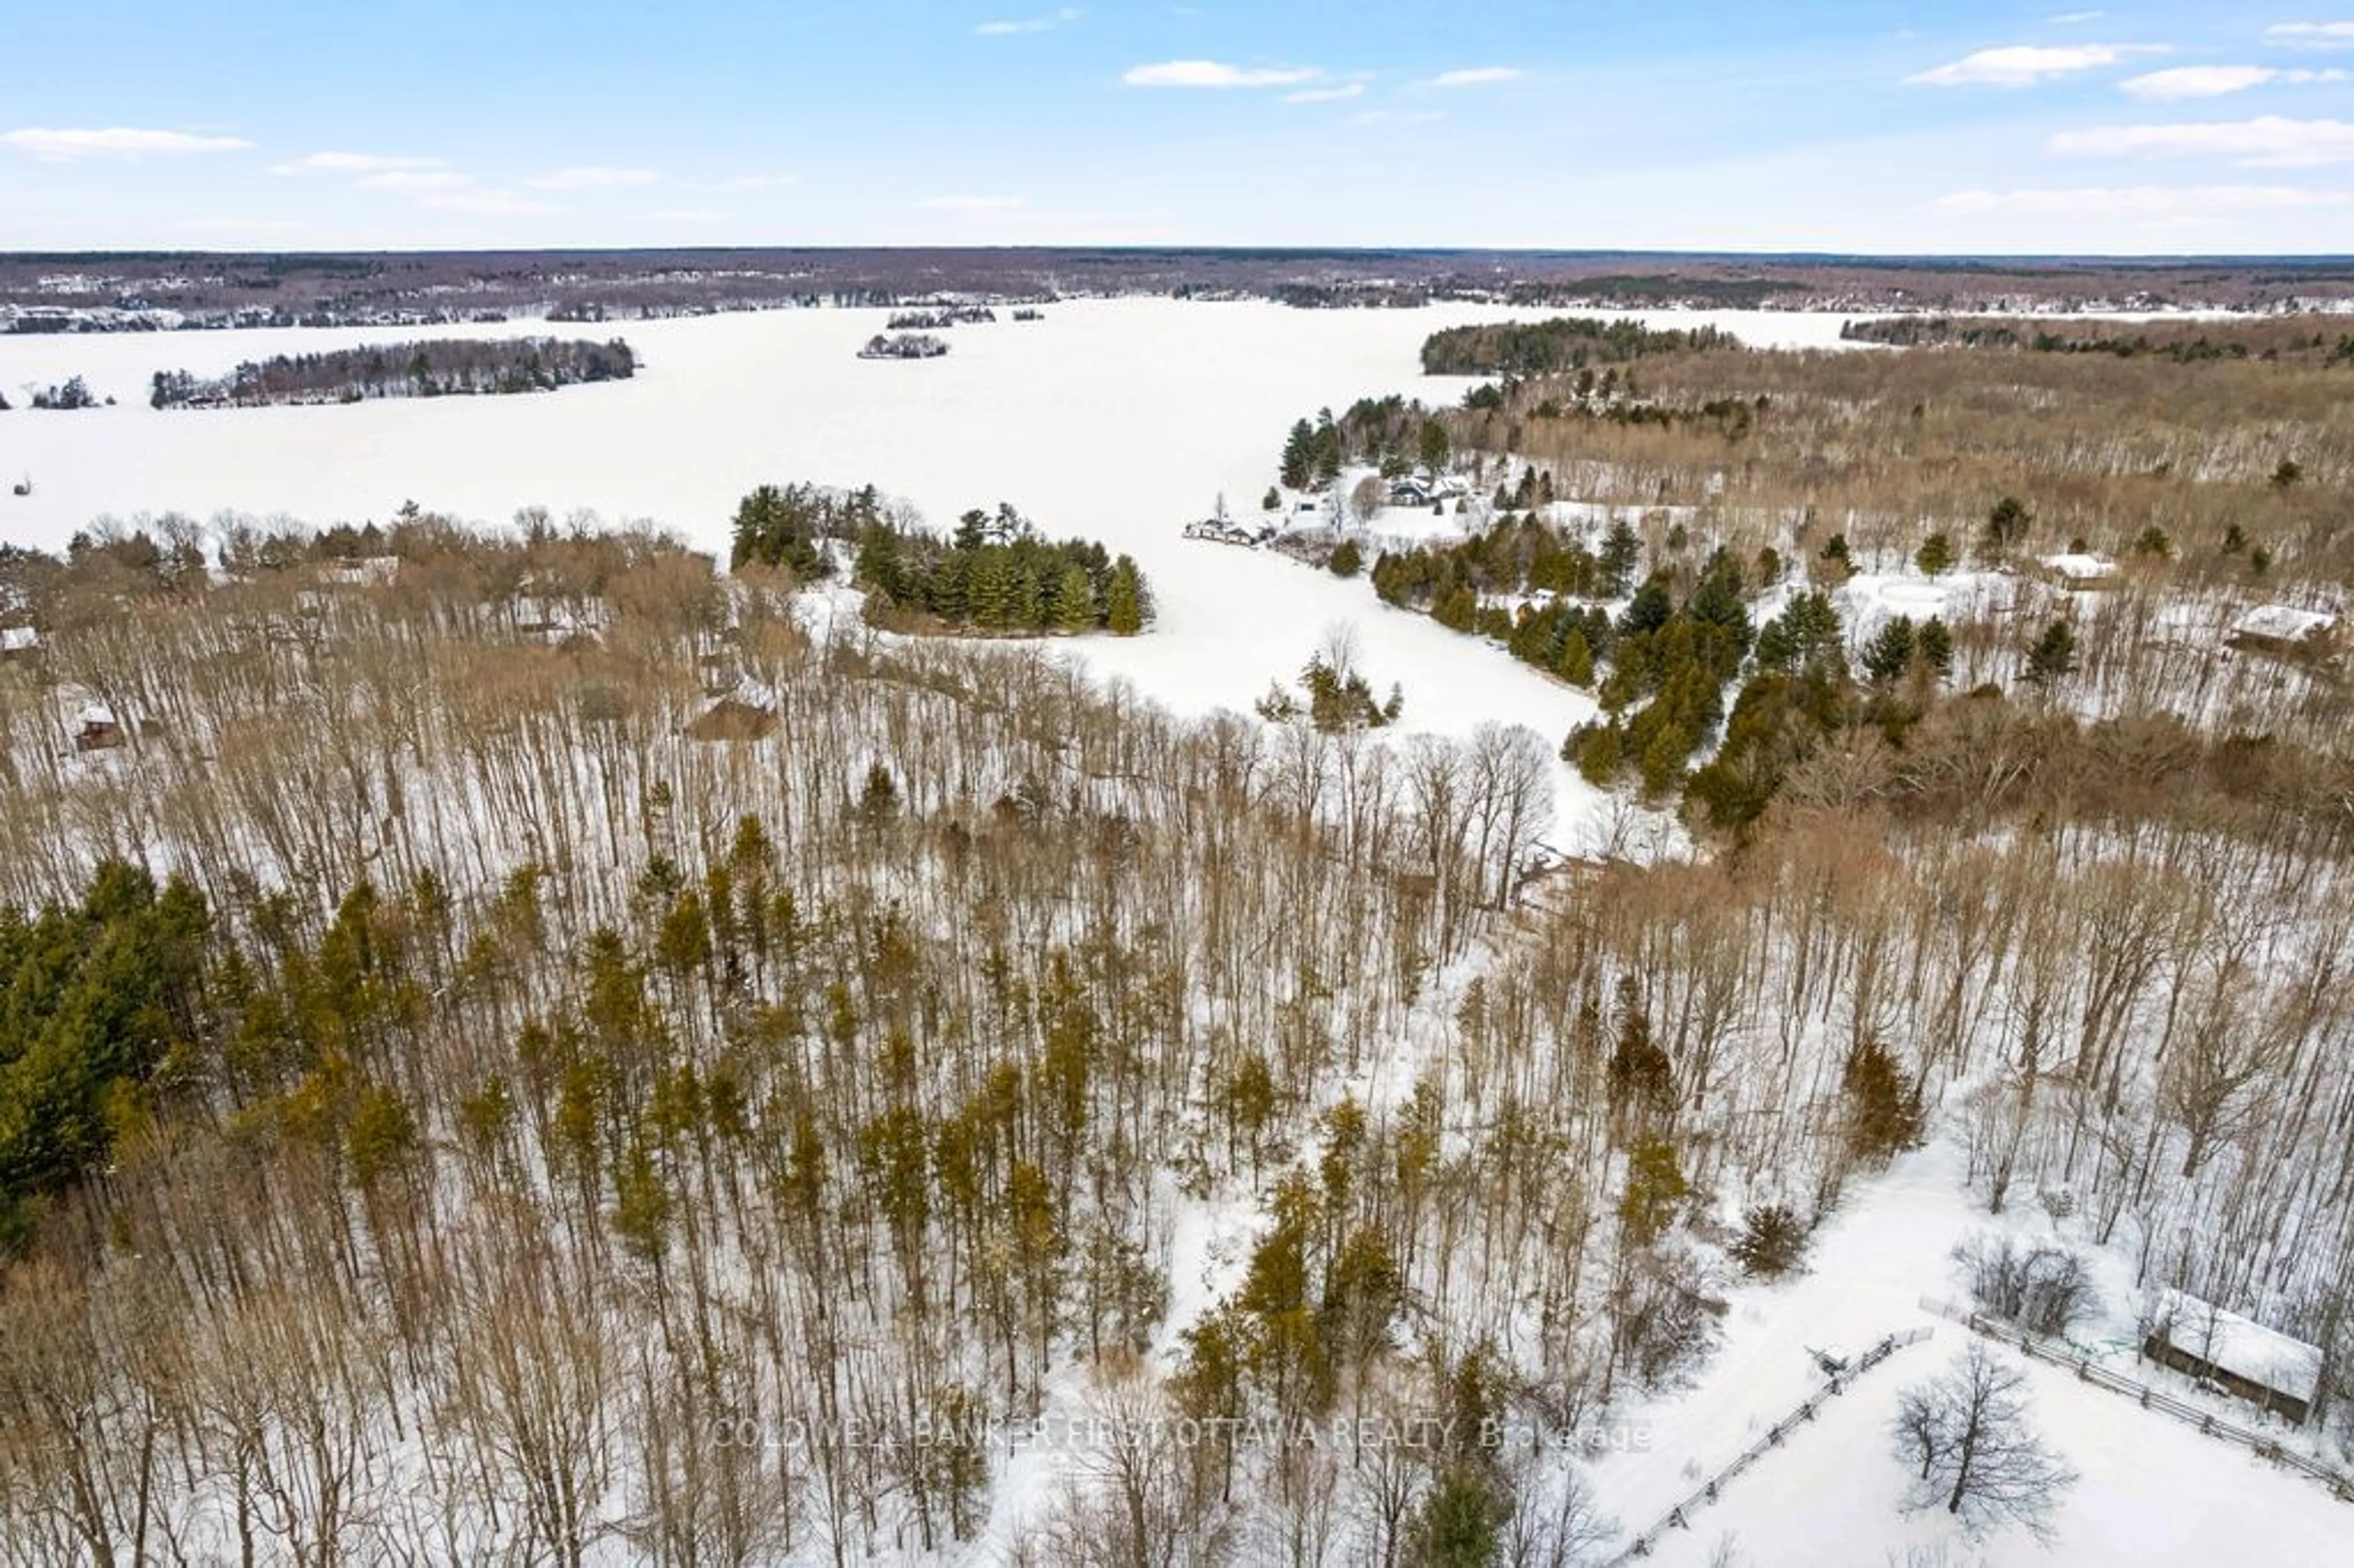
top-left (0, 299), bottom-right (1856, 853)
top-left (1589, 1140), bottom-right (2354, 1566)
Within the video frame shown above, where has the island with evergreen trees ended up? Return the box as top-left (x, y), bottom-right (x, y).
top-left (857, 332), bottom-right (950, 360)
top-left (148, 336), bottom-right (638, 409)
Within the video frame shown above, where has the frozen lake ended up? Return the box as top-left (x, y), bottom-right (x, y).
top-left (0, 299), bottom-right (1867, 851)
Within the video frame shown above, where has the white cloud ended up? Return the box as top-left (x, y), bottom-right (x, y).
top-left (1428, 66), bottom-right (1524, 88)
top-left (1906, 43), bottom-right (2168, 86)
top-left (691, 172), bottom-right (800, 193)
top-left (1, 126), bottom-right (252, 161)
top-left (359, 170), bottom-right (472, 193)
top-left (976, 7), bottom-right (1081, 35)
top-left (2047, 10), bottom-right (2106, 22)
top-left (1284, 82), bottom-right (1366, 103)
top-left (526, 166), bottom-right (659, 190)
top-left (2054, 115), bottom-right (2354, 166)
top-left (920, 194), bottom-right (1027, 213)
top-left (272, 150), bottom-right (441, 174)
top-left (1122, 59), bottom-right (1320, 88)
top-left (2121, 64), bottom-right (2349, 99)
top-left (1933, 183), bottom-right (2349, 216)
top-left (2266, 21), bottom-right (2354, 48)
top-left (420, 190), bottom-right (559, 216)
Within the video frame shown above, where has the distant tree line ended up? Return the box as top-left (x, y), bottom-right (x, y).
top-left (729, 482), bottom-right (1151, 635)
top-left (1842, 315), bottom-right (2354, 365)
top-left (1420, 316), bottom-right (1740, 376)
top-left (149, 336), bottom-right (638, 408)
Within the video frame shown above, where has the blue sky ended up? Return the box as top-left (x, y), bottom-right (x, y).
top-left (2, 2), bottom-right (2351, 253)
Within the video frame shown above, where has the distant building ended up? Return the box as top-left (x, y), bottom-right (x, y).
top-left (76, 704), bottom-right (123, 753)
top-left (0, 626), bottom-right (36, 660)
top-left (2143, 1289), bottom-right (2321, 1426)
top-left (2039, 552), bottom-right (2119, 590)
top-left (2226, 604), bottom-right (2341, 663)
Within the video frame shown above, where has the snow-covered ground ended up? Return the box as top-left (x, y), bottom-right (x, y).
top-left (1587, 1140), bottom-right (2353, 1566)
top-left (0, 299), bottom-right (1855, 854)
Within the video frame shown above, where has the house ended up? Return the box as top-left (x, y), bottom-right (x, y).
top-left (1388, 478), bottom-right (1434, 506)
top-left (76, 704), bottom-right (123, 753)
top-left (0, 626), bottom-right (36, 660)
top-left (2040, 552), bottom-right (2119, 590)
top-left (2226, 603), bottom-right (2341, 663)
top-left (2143, 1289), bottom-right (2322, 1425)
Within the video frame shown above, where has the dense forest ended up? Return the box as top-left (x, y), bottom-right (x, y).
top-left (3, 485), bottom-right (2352, 1561)
top-left (1420, 317), bottom-right (1739, 376)
top-left (148, 336), bottom-right (638, 408)
top-left (729, 482), bottom-right (1152, 636)
top-left (4, 308), bottom-right (2354, 1563)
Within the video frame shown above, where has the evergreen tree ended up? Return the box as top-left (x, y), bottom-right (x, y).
top-left (1104, 555), bottom-right (1146, 634)
top-left (1279, 419), bottom-right (1316, 490)
top-left (2023, 618), bottom-right (2076, 688)
top-left (1842, 1035), bottom-right (1925, 1166)
top-left (1983, 495), bottom-right (2032, 556)
top-left (1598, 518), bottom-right (1643, 596)
top-left (1915, 616), bottom-right (1954, 678)
top-left (1862, 617), bottom-right (1918, 685)
top-left (1051, 563), bottom-right (1097, 633)
top-left (1916, 531), bottom-right (1956, 578)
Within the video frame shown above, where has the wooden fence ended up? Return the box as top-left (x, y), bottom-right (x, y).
top-left (1918, 1296), bottom-right (2354, 1504)
top-left (1601, 1326), bottom-right (1935, 1564)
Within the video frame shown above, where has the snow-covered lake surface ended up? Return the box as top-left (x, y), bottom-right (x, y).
top-left (0, 299), bottom-right (1862, 850)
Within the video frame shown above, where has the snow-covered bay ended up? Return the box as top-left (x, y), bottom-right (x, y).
top-left (0, 300), bottom-right (1859, 847)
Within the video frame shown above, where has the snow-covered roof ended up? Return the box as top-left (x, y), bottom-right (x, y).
top-left (78, 702), bottom-right (116, 727)
top-left (0, 626), bottom-right (36, 652)
top-left (2154, 1289), bottom-right (2322, 1403)
top-left (2230, 604), bottom-right (2338, 644)
top-left (319, 555), bottom-right (401, 587)
top-left (2040, 552), bottom-right (2117, 582)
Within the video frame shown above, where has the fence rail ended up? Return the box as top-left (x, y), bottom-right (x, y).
top-left (1601, 1326), bottom-right (1934, 1565)
top-left (1918, 1296), bottom-right (2354, 1504)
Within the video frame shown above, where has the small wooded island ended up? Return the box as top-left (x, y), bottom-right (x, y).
top-left (857, 332), bottom-right (948, 360)
top-left (147, 336), bottom-right (637, 409)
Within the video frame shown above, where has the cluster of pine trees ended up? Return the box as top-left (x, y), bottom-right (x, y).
top-left (727, 482), bottom-right (1150, 635)
top-left (0, 862), bottom-right (208, 1254)
top-left (1278, 397), bottom-right (1451, 490)
top-left (150, 337), bottom-right (638, 408)
top-left (1370, 514), bottom-right (1644, 623)
top-left (855, 506), bottom-right (1149, 636)
top-left (1420, 316), bottom-right (1739, 376)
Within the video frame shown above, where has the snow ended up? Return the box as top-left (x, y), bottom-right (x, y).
top-left (2152, 1289), bottom-right (2323, 1406)
top-left (0, 298), bottom-right (1852, 856)
top-left (2041, 552), bottom-right (2117, 585)
top-left (2230, 603), bottom-right (2338, 644)
top-left (1835, 569), bottom-right (2012, 642)
top-left (1583, 1139), bottom-right (2354, 1567)
top-left (0, 626), bottom-right (34, 652)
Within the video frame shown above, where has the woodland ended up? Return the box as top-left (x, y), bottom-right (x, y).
top-left (0, 310), bottom-right (2350, 1564)
top-left (147, 337), bottom-right (639, 409)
